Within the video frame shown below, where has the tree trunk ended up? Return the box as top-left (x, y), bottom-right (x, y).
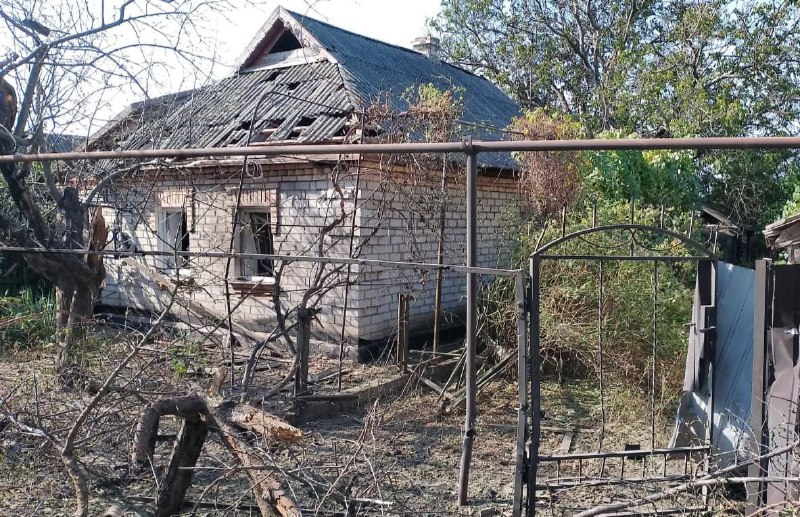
top-left (155, 418), bottom-right (208, 517)
top-left (55, 206), bottom-right (107, 370)
top-left (0, 80), bottom-right (107, 372)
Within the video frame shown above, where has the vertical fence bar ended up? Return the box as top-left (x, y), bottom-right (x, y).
top-left (651, 259), bottom-right (658, 450)
top-left (748, 259), bottom-right (772, 511)
top-left (396, 293), bottom-right (409, 374)
top-left (527, 255), bottom-right (542, 517)
top-left (294, 308), bottom-right (311, 395)
top-left (513, 271), bottom-right (529, 517)
top-left (457, 147), bottom-right (478, 506)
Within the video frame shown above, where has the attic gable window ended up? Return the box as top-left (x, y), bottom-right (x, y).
top-left (270, 30), bottom-right (302, 53)
top-left (245, 23), bottom-right (324, 71)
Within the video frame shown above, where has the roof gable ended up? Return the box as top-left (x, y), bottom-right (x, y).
top-left (238, 7), bottom-right (334, 71)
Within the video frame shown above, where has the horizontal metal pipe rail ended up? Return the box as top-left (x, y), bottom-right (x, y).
top-left (3, 136), bottom-right (800, 163)
top-left (538, 254), bottom-right (713, 261)
top-left (536, 474), bottom-right (694, 490)
top-left (0, 245), bottom-right (521, 276)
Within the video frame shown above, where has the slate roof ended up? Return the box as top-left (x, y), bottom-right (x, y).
top-left (43, 133), bottom-right (82, 153)
top-left (294, 12), bottom-right (520, 139)
top-left (94, 8), bottom-right (520, 169)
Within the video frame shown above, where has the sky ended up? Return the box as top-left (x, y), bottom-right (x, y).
top-left (220, 1), bottom-right (443, 60)
top-left (1, 0), bottom-right (443, 136)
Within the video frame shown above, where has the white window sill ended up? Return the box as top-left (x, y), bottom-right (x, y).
top-left (238, 276), bottom-right (276, 284)
top-left (160, 268), bottom-right (194, 280)
top-left (230, 276), bottom-right (276, 296)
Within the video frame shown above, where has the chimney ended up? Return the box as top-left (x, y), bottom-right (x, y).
top-left (412, 34), bottom-right (441, 60)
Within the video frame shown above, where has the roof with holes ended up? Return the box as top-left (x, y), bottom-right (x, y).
top-left (91, 7), bottom-right (520, 169)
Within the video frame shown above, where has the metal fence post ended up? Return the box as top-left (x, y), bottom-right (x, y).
top-left (527, 255), bottom-right (542, 516)
top-left (458, 142), bottom-right (478, 506)
top-left (295, 307), bottom-right (311, 395)
top-left (396, 293), bottom-right (409, 374)
top-left (513, 270), bottom-right (529, 516)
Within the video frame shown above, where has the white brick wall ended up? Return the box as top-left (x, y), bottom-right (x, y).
top-left (98, 160), bottom-right (519, 350)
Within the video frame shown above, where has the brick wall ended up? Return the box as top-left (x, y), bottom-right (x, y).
top-left (98, 159), bottom-right (519, 351)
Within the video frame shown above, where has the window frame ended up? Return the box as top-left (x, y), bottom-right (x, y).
top-left (157, 207), bottom-right (191, 276)
top-left (231, 207), bottom-right (278, 296)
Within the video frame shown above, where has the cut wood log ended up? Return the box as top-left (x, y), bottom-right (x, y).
top-left (215, 402), bottom-right (302, 445)
top-left (208, 367), bottom-right (227, 397)
top-left (558, 431), bottom-right (574, 454)
top-left (208, 410), bottom-right (301, 517)
top-left (130, 395), bottom-right (208, 469)
top-left (130, 395), bottom-right (301, 517)
top-left (154, 417), bottom-right (208, 517)
top-left (101, 505), bottom-right (123, 517)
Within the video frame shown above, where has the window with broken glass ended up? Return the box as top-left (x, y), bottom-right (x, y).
top-left (158, 208), bottom-right (190, 271)
top-left (238, 211), bottom-right (275, 279)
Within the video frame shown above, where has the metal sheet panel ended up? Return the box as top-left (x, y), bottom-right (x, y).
top-left (672, 261), bottom-right (755, 466)
top-left (765, 265), bottom-right (800, 503)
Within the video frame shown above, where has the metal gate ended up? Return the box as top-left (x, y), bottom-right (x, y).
top-left (749, 259), bottom-right (800, 509)
top-left (514, 223), bottom-right (718, 516)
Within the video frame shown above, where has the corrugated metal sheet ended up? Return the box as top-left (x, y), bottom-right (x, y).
top-left (297, 12), bottom-right (520, 168)
top-left (115, 62), bottom-right (352, 151)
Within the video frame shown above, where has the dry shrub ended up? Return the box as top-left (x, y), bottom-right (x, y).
top-left (510, 110), bottom-right (583, 221)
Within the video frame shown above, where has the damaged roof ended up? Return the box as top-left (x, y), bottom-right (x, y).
top-left (92, 7), bottom-right (520, 169)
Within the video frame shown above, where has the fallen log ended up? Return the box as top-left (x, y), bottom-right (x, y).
top-left (215, 401), bottom-right (303, 445)
top-left (130, 395), bottom-right (208, 469)
top-left (130, 395), bottom-right (302, 517)
top-left (208, 411), bottom-right (301, 517)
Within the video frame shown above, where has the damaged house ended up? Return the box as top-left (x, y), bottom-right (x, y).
top-left (83, 7), bottom-right (522, 357)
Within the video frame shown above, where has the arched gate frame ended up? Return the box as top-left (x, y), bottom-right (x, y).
top-left (515, 223), bottom-right (719, 516)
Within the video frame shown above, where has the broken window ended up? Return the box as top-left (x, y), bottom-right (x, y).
top-left (239, 211), bottom-right (274, 278)
top-left (159, 209), bottom-right (189, 270)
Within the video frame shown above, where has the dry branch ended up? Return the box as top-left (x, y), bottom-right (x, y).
top-left (208, 411), bottom-right (302, 517)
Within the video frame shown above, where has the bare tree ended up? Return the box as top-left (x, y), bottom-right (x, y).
top-left (0, 0), bottom-right (238, 370)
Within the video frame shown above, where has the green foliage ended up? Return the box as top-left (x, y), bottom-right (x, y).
top-left (167, 335), bottom-right (204, 383)
top-left (583, 131), bottom-right (699, 209)
top-left (485, 201), bottom-right (698, 400)
top-left (0, 287), bottom-right (56, 350)
top-left (435, 0), bottom-right (800, 226)
top-left (702, 149), bottom-right (800, 227)
top-left (781, 183), bottom-right (800, 220)
top-left (509, 112), bottom-right (702, 213)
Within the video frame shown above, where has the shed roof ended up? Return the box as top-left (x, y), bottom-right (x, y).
top-left (93, 7), bottom-right (520, 169)
top-left (764, 212), bottom-right (800, 249)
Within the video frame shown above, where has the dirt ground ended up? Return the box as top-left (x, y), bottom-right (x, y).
top-left (0, 328), bottom-right (730, 516)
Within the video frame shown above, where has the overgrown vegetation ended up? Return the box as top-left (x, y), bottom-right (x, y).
top-left (0, 285), bottom-right (56, 351)
top-left (481, 111), bottom-right (701, 404)
top-left (434, 0), bottom-right (800, 227)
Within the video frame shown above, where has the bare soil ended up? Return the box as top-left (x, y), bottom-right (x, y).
top-left (0, 329), bottom-right (723, 516)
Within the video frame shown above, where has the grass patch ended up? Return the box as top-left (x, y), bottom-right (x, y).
top-left (0, 286), bottom-right (56, 351)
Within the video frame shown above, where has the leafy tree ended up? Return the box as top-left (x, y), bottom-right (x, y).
top-left (434, 0), bottom-right (800, 136)
top-left (584, 131), bottom-right (699, 210)
top-left (434, 0), bottom-right (800, 225)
